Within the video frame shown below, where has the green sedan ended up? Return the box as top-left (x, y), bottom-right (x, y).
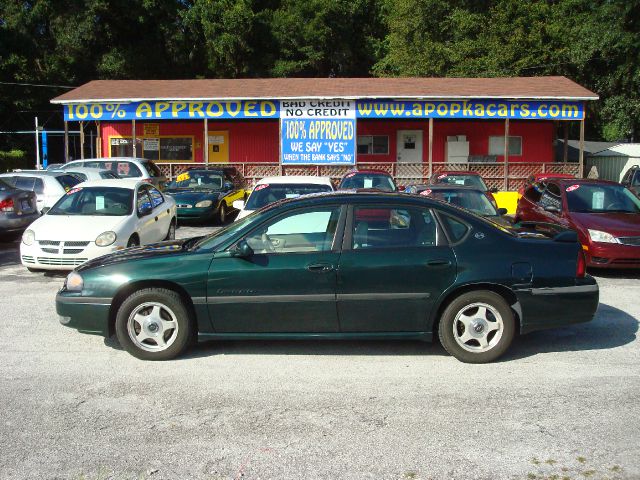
top-left (56, 192), bottom-right (599, 363)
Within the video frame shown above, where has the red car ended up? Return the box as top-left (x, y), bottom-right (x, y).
top-left (338, 169), bottom-right (397, 192)
top-left (429, 171), bottom-right (498, 207)
top-left (516, 178), bottom-right (640, 268)
top-left (518, 173), bottom-right (575, 196)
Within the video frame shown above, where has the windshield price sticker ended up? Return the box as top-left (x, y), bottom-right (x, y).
top-left (66, 187), bottom-right (82, 195)
top-left (176, 172), bottom-right (190, 182)
top-left (420, 189), bottom-right (432, 196)
top-left (254, 184), bottom-right (269, 191)
top-left (437, 174), bottom-right (448, 179)
top-left (566, 184), bottom-right (580, 192)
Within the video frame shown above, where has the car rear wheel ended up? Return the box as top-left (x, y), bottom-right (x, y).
top-left (218, 203), bottom-right (228, 224)
top-left (115, 288), bottom-right (192, 360)
top-left (438, 290), bottom-right (515, 363)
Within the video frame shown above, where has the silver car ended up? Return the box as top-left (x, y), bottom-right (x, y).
top-left (60, 157), bottom-right (166, 189)
top-left (0, 178), bottom-right (39, 236)
top-left (0, 171), bottom-right (81, 212)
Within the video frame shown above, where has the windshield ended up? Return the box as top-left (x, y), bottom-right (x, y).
top-left (566, 184), bottom-right (640, 213)
top-left (245, 183), bottom-right (333, 210)
top-left (428, 189), bottom-right (497, 216)
top-left (339, 173), bottom-right (396, 191)
top-left (48, 187), bottom-right (133, 216)
top-left (433, 174), bottom-right (487, 190)
top-left (167, 171), bottom-right (223, 190)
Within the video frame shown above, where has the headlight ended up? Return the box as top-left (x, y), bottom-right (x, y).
top-left (195, 200), bottom-right (213, 208)
top-left (65, 272), bottom-right (84, 292)
top-left (95, 231), bottom-right (117, 247)
top-left (22, 229), bottom-right (35, 246)
top-left (588, 229), bottom-right (618, 243)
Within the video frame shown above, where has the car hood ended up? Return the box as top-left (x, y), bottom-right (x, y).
top-left (165, 189), bottom-right (220, 204)
top-left (76, 237), bottom-right (201, 272)
top-left (30, 214), bottom-right (128, 241)
top-left (570, 212), bottom-right (640, 237)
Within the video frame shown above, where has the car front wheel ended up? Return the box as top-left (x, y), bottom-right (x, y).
top-left (438, 290), bottom-right (515, 363)
top-left (217, 203), bottom-right (228, 224)
top-left (115, 288), bottom-right (192, 360)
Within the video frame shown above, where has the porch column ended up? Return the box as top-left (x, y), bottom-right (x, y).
top-left (79, 121), bottom-right (85, 159)
top-left (132, 119), bottom-right (137, 157)
top-left (503, 118), bottom-right (510, 190)
top-left (428, 117), bottom-right (433, 179)
top-left (563, 122), bottom-right (569, 162)
top-left (64, 121), bottom-right (69, 162)
top-left (579, 117), bottom-right (585, 177)
top-left (96, 121), bottom-right (102, 157)
top-left (204, 118), bottom-right (209, 165)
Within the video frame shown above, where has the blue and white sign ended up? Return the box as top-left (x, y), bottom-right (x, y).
top-left (280, 100), bottom-right (356, 165)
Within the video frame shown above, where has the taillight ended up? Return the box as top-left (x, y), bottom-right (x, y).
top-left (576, 250), bottom-right (586, 278)
top-left (0, 198), bottom-right (14, 212)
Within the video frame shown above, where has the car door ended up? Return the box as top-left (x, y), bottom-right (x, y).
top-left (336, 204), bottom-right (457, 332)
top-left (207, 205), bottom-right (345, 333)
top-left (146, 185), bottom-right (171, 240)
top-left (135, 186), bottom-right (157, 244)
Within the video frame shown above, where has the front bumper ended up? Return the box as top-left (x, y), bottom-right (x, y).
top-left (176, 206), bottom-right (217, 220)
top-left (21, 241), bottom-right (120, 271)
top-left (586, 243), bottom-right (640, 268)
top-left (515, 277), bottom-right (599, 334)
top-left (56, 292), bottom-right (111, 336)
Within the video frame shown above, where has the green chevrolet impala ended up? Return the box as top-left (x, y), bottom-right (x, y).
top-left (56, 191), bottom-right (599, 363)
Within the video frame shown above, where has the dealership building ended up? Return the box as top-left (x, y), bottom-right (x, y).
top-left (51, 76), bottom-right (598, 189)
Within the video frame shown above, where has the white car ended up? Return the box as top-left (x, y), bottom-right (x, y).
top-left (21, 179), bottom-right (177, 271)
top-left (0, 170), bottom-right (82, 212)
top-left (60, 157), bottom-right (166, 189)
top-left (54, 167), bottom-right (122, 182)
top-left (233, 176), bottom-right (334, 221)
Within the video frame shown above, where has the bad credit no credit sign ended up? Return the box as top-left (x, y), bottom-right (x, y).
top-left (280, 100), bottom-right (356, 165)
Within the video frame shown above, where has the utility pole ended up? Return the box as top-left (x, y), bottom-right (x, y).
top-left (35, 117), bottom-right (40, 169)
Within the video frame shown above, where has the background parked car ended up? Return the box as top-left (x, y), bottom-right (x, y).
top-left (51, 167), bottom-right (122, 182)
top-left (620, 165), bottom-right (640, 197)
top-left (516, 178), bottom-right (640, 268)
top-left (59, 157), bottom-right (166, 189)
top-left (234, 176), bottom-right (334, 220)
top-left (338, 169), bottom-right (397, 191)
top-left (0, 178), bottom-right (39, 237)
top-left (405, 184), bottom-right (511, 226)
top-left (164, 167), bottom-right (247, 224)
top-left (21, 179), bottom-right (176, 271)
top-left (0, 170), bottom-right (81, 212)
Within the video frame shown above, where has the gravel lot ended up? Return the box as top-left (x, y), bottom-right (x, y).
top-left (0, 225), bottom-right (638, 480)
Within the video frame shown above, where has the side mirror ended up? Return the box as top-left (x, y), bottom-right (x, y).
top-left (139, 205), bottom-right (153, 216)
top-left (497, 207), bottom-right (508, 215)
top-left (489, 187), bottom-right (499, 194)
top-left (41, 206), bottom-right (50, 215)
top-left (231, 239), bottom-right (253, 258)
top-left (232, 199), bottom-right (245, 210)
top-left (544, 205), bottom-right (561, 215)
top-left (223, 181), bottom-right (234, 190)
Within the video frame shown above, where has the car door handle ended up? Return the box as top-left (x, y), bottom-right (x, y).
top-left (426, 259), bottom-right (451, 267)
top-left (306, 263), bottom-right (334, 273)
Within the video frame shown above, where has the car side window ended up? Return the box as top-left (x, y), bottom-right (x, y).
top-left (439, 214), bottom-right (469, 243)
top-left (137, 187), bottom-right (153, 214)
top-left (15, 177), bottom-right (36, 191)
top-left (351, 206), bottom-right (438, 250)
top-left (147, 186), bottom-right (164, 208)
top-left (622, 170), bottom-right (632, 185)
top-left (633, 170), bottom-right (640, 186)
top-left (34, 178), bottom-right (45, 195)
top-left (539, 182), bottom-right (562, 211)
top-left (244, 207), bottom-right (341, 254)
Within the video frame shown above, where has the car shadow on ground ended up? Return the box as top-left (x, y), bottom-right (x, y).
top-left (104, 302), bottom-right (636, 361)
top-left (502, 302), bottom-right (638, 361)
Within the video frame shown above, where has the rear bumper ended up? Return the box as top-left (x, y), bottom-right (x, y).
top-left (0, 212), bottom-right (39, 233)
top-left (515, 278), bottom-right (599, 334)
top-left (56, 292), bottom-right (111, 336)
top-left (586, 243), bottom-right (640, 268)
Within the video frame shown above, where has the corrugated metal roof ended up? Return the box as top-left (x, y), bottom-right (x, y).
top-left (51, 76), bottom-right (598, 104)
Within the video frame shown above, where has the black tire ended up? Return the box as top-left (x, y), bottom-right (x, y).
top-left (438, 290), bottom-right (515, 364)
top-left (217, 202), bottom-right (228, 225)
top-left (164, 219), bottom-right (176, 240)
top-left (115, 287), bottom-right (192, 360)
top-left (127, 235), bottom-right (140, 248)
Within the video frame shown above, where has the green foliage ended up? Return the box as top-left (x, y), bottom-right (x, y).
top-left (0, 0), bottom-right (639, 144)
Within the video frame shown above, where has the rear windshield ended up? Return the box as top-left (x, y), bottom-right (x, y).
top-left (339, 173), bottom-right (396, 191)
top-left (245, 183), bottom-right (333, 210)
top-left (55, 175), bottom-right (81, 191)
top-left (0, 179), bottom-right (11, 191)
top-left (84, 161), bottom-right (142, 178)
top-left (432, 174), bottom-right (487, 190)
top-left (142, 160), bottom-right (163, 178)
top-left (427, 189), bottom-right (497, 216)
